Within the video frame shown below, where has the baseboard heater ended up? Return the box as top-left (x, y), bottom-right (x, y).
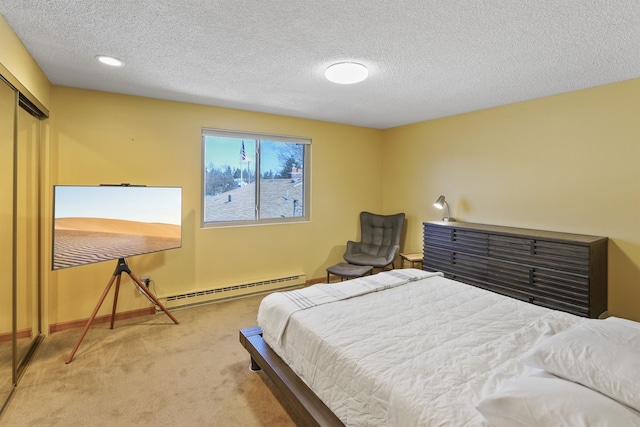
top-left (159, 273), bottom-right (306, 309)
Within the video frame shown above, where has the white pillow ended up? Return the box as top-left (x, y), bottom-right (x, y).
top-left (520, 318), bottom-right (640, 411)
top-left (476, 371), bottom-right (640, 427)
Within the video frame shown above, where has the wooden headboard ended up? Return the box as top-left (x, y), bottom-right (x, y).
top-left (422, 221), bottom-right (607, 318)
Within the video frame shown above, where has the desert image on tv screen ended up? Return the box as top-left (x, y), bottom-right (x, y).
top-left (52, 186), bottom-right (182, 270)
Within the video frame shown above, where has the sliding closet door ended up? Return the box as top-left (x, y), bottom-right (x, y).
top-left (0, 76), bottom-right (44, 412)
top-left (15, 105), bottom-right (41, 375)
top-left (0, 79), bottom-right (17, 408)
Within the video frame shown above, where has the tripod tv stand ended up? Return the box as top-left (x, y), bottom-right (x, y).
top-left (66, 258), bottom-right (179, 363)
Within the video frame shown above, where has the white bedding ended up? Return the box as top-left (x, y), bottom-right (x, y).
top-left (258, 269), bottom-right (442, 345)
top-left (258, 272), bottom-right (584, 426)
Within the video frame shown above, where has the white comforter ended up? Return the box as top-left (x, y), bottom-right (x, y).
top-left (258, 269), bottom-right (442, 344)
top-left (258, 271), bottom-right (584, 426)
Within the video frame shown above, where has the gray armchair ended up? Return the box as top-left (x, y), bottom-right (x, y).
top-left (343, 211), bottom-right (405, 270)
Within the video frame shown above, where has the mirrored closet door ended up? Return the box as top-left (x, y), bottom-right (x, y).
top-left (15, 101), bottom-right (42, 376)
top-left (0, 74), bottom-right (45, 412)
top-left (0, 73), bottom-right (17, 412)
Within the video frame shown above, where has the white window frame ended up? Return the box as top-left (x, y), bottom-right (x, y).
top-left (201, 128), bottom-right (311, 228)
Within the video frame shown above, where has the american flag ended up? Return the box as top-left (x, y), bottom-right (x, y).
top-left (241, 141), bottom-right (247, 161)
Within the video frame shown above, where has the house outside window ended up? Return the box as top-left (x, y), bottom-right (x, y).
top-left (202, 129), bottom-right (310, 227)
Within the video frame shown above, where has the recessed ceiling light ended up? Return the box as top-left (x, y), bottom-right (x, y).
top-left (96, 55), bottom-right (124, 67)
top-left (325, 62), bottom-right (368, 84)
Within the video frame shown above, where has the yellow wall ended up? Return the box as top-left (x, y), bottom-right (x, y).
top-left (0, 15), bottom-right (51, 110)
top-left (46, 86), bottom-right (383, 324)
top-left (2, 15), bottom-right (639, 325)
top-left (382, 78), bottom-right (640, 321)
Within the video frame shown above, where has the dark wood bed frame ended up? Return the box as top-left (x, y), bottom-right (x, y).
top-left (240, 222), bottom-right (608, 426)
top-left (239, 326), bottom-right (345, 427)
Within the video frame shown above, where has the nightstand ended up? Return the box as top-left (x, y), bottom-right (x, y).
top-left (400, 252), bottom-right (423, 269)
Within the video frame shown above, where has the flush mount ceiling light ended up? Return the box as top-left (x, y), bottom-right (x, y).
top-left (325, 62), bottom-right (368, 84)
top-left (96, 55), bottom-right (124, 67)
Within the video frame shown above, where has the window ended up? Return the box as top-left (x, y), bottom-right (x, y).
top-left (202, 129), bottom-right (310, 227)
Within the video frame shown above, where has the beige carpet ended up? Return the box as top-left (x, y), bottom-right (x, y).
top-left (0, 294), bottom-right (304, 426)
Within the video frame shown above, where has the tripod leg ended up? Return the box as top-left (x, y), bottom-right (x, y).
top-left (128, 272), bottom-right (179, 325)
top-left (66, 274), bottom-right (119, 364)
top-left (110, 274), bottom-right (122, 329)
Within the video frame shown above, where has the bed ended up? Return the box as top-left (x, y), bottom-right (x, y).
top-left (241, 269), bottom-right (640, 425)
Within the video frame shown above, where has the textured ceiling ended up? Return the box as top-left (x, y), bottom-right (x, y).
top-left (1, 1), bottom-right (639, 129)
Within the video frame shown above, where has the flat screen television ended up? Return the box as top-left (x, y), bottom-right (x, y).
top-left (52, 185), bottom-right (182, 270)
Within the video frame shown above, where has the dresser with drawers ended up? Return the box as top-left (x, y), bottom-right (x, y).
top-left (422, 221), bottom-right (608, 317)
